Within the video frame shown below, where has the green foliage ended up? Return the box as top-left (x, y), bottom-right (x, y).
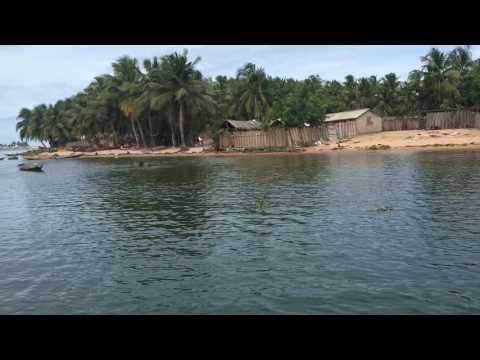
top-left (16, 46), bottom-right (480, 148)
top-left (255, 199), bottom-right (265, 209)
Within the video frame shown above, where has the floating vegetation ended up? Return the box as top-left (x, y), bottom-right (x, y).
top-left (369, 206), bottom-right (394, 212)
top-left (255, 199), bottom-right (265, 209)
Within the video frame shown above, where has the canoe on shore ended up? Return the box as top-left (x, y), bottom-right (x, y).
top-left (22, 156), bottom-right (42, 160)
top-left (23, 153), bottom-right (83, 160)
top-left (60, 153), bottom-right (83, 159)
top-left (19, 163), bottom-right (44, 172)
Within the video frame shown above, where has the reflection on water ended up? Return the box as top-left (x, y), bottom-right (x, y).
top-left (1, 150), bottom-right (480, 314)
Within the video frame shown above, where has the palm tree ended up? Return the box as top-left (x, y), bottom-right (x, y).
top-left (234, 63), bottom-right (271, 122)
top-left (377, 73), bottom-right (401, 115)
top-left (119, 82), bottom-right (146, 147)
top-left (16, 108), bottom-right (33, 143)
top-left (147, 85), bottom-right (178, 147)
top-left (420, 48), bottom-right (460, 109)
top-left (40, 104), bottom-right (71, 147)
top-left (148, 49), bottom-right (215, 148)
top-left (343, 75), bottom-right (358, 108)
top-left (29, 105), bottom-right (49, 146)
top-left (136, 57), bottom-right (162, 147)
top-left (112, 56), bottom-right (146, 147)
top-left (357, 76), bottom-right (379, 109)
top-left (90, 75), bottom-right (123, 146)
top-left (449, 46), bottom-right (473, 75)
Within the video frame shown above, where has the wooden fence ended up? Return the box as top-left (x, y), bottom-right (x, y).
top-left (384, 111), bottom-right (480, 131)
top-left (425, 110), bottom-right (480, 129)
top-left (383, 116), bottom-right (424, 131)
top-left (218, 111), bottom-right (480, 151)
top-left (219, 126), bottom-right (329, 151)
top-left (328, 120), bottom-right (358, 140)
top-left (287, 127), bottom-right (329, 147)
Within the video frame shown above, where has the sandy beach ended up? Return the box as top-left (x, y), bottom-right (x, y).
top-left (21, 129), bottom-right (480, 160)
top-left (304, 128), bottom-right (480, 153)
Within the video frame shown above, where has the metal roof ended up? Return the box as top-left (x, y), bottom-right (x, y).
top-left (222, 119), bottom-right (262, 130)
top-left (324, 108), bottom-right (371, 122)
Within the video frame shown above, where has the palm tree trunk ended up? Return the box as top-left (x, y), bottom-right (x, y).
top-left (169, 115), bottom-right (177, 147)
top-left (130, 117), bottom-right (139, 147)
top-left (111, 123), bottom-right (118, 147)
top-left (148, 109), bottom-right (155, 147)
top-left (111, 109), bottom-right (118, 147)
top-left (136, 118), bottom-right (146, 148)
top-left (179, 102), bottom-right (186, 148)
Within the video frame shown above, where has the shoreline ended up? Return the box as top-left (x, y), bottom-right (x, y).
top-left (21, 129), bottom-right (480, 160)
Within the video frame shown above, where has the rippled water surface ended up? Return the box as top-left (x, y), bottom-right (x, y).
top-left (1, 150), bottom-right (480, 314)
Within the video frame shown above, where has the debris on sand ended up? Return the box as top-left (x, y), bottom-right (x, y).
top-left (367, 144), bottom-right (391, 150)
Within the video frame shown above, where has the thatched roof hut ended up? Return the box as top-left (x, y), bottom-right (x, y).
top-left (269, 119), bottom-right (285, 128)
top-left (221, 119), bottom-right (262, 131)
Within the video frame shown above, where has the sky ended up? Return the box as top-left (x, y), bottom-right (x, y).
top-left (1, 45), bottom-right (479, 144)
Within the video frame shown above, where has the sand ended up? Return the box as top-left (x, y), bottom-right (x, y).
top-left (304, 129), bottom-right (480, 154)
top-left (23, 129), bottom-right (480, 160)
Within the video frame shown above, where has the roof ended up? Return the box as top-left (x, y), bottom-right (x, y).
top-left (222, 119), bottom-right (262, 130)
top-left (269, 118), bottom-right (284, 127)
top-left (324, 108), bottom-right (371, 123)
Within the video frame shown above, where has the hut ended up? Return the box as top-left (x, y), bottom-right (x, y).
top-left (324, 108), bottom-right (382, 140)
top-left (221, 119), bottom-right (262, 131)
top-left (269, 118), bottom-right (285, 128)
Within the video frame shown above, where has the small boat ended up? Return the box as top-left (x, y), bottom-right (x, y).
top-left (19, 163), bottom-right (44, 172)
top-left (59, 153), bottom-right (82, 159)
top-left (0, 157), bottom-right (4, 160)
top-left (22, 156), bottom-right (40, 160)
top-left (7, 156), bottom-right (19, 160)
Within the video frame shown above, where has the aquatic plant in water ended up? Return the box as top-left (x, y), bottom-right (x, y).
top-left (370, 206), bottom-right (394, 212)
top-left (255, 199), bottom-right (265, 209)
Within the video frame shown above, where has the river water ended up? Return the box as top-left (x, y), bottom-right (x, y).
top-left (1, 149), bottom-right (480, 314)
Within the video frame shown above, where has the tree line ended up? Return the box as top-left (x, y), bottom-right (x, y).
top-left (16, 46), bottom-right (480, 148)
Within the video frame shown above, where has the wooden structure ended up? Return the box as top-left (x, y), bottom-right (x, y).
top-left (218, 110), bottom-right (480, 151)
top-left (383, 116), bottom-right (424, 131)
top-left (425, 110), bottom-right (480, 130)
top-left (324, 108), bottom-right (382, 140)
top-left (383, 111), bottom-right (480, 131)
top-left (219, 126), bottom-right (328, 151)
top-left (221, 119), bottom-right (262, 131)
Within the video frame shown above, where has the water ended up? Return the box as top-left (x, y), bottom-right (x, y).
top-left (1, 149), bottom-right (480, 314)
